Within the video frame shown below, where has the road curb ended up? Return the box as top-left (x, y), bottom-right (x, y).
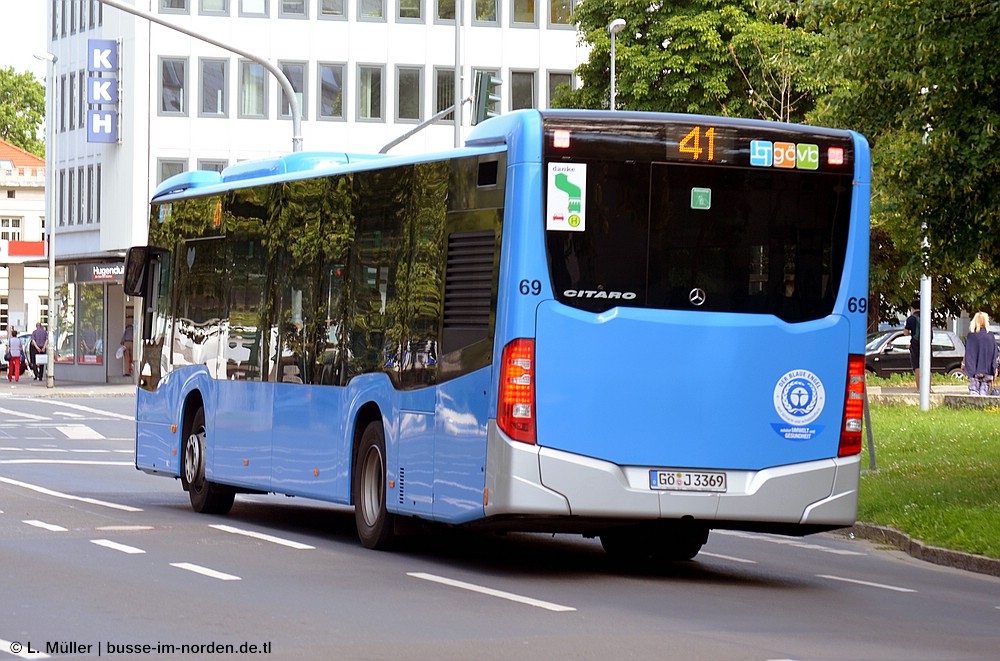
top-left (845, 523), bottom-right (1000, 578)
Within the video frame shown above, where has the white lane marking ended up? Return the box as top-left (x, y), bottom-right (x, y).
top-left (817, 574), bottom-right (917, 593)
top-left (0, 459), bottom-right (133, 466)
top-left (700, 551), bottom-right (758, 564)
top-left (23, 520), bottom-right (68, 532)
top-left (209, 524), bottom-right (316, 550)
top-left (0, 638), bottom-right (51, 658)
top-left (91, 539), bottom-right (146, 554)
top-left (52, 412), bottom-right (85, 418)
top-left (408, 572), bottom-right (576, 612)
top-left (56, 425), bottom-right (105, 440)
top-left (96, 525), bottom-right (154, 532)
top-left (0, 407), bottom-right (48, 421)
top-left (42, 399), bottom-right (135, 421)
top-left (715, 530), bottom-right (867, 556)
top-left (0, 476), bottom-right (142, 512)
top-left (170, 562), bottom-right (241, 581)
top-left (1, 447), bottom-right (130, 454)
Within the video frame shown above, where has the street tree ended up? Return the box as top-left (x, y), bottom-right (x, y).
top-left (554, 0), bottom-right (827, 124)
top-left (0, 67), bottom-right (46, 157)
top-left (804, 0), bottom-right (1000, 320)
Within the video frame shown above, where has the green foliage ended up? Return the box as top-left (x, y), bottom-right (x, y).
top-left (803, 0), bottom-right (1000, 319)
top-left (0, 66), bottom-right (46, 157)
top-left (555, 0), bottom-right (826, 122)
top-left (864, 404), bottom-right (1000, 559)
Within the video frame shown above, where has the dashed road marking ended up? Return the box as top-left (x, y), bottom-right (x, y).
top-left (91, 539), bottom-right (146, 554)
top-left (408, 572), bottom-right (576, 612)
top-left (170, 562), bottom-right (241, 581)
top-left (700, 551), bottom-right (758, 564)
top-left (817, 574), bottom-right (917, 593)
top-left (56, 425), bottom-right (105, 440)
top-left (0, 476), bottom-right (142, 512)
top-left (23, 520), bottom-right (68, 532)
top-left (209, 524), bottom-right (315, 550)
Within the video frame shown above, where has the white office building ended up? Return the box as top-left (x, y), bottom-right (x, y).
top-left (44, 0), bottom-right (589, 383)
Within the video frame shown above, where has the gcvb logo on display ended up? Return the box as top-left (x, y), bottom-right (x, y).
top-left (772, 369), bottom-right (825, 441)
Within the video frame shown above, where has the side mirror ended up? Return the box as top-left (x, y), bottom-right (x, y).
top-left (124, 246), bottom-right (150, 296)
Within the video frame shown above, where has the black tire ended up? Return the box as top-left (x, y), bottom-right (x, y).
top-left (601, 522), bottom-right (707, 563)
top-left (181, 406), bottom-right (235, 515)
top-left (353, 420), bottom-right (396, 550)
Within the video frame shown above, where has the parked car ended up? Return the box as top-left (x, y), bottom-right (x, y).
top-left (865, 328), bottom-right (966, 378)
top-left (0, 332), bottom-right (35, 376)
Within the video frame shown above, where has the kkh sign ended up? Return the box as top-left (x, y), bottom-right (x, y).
top-left (87, 39), bottom-right (119, 144)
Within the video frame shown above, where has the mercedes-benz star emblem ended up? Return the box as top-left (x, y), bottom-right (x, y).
top-left (689, 288), bottom-right (707, 306)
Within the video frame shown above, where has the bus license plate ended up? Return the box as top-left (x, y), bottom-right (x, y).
top-left (649, 469), bottom-right (727, 493)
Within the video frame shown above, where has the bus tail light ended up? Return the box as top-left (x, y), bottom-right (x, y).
top-left (498, 339), bottom-right (536, 444)
top-left (839, 354), bottom-right (865, 457)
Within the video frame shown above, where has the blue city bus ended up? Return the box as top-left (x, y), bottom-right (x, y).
top-left (125, 109), bottom-right (870, 561)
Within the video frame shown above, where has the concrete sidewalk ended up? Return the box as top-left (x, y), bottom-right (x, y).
top-left (0, 376), bottom-right (136, 398)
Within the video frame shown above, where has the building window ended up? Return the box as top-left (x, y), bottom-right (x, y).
top-left (511, 70), bottom-right (535, 110)
top-left (39, 297), bottom-right (50, 328)
top-left (547, 71), bottom-right (572, 107)
top-left (78, 284), bottom-right (105, 364)
top-left (358, 65), bottom-right (384, 121)
top-left (0, 297), bottom-right (7, 333)
top-left (58, 169), bottom-right (65, 226)
top-left (474, 0), bottom-right (498, 23)
top-left (201, 0), bottom-right (229, 15)
top-left (78, 70), bottom-right (85, 129)
top-left (161, 0), bottom-right (189, 12)
top-left (435, 0), bottom-right (454, 21)
top-left (95, 165), bottom-right (102, 223)
top-left (160, 58), bottom-right (188, 115)
top-left (318, 63), bottom-right (345, 120)
top-left (67, 169), bottom-right (75, 225)
top-left (77, 166), bottom-right (85, 226)
top-left (239, 60), bottom-right (268, 118)
top-left (358, 0), bottom-right (384, 20)
top-left (319, 0), bottom-right (345, 18)
top-left (0, 217), bottom-right (22, 241)
top-left (278, 61), bottom-right (307, 120)
top-left (87, 165), bottom-right (95, 223)
top-left (68, 71), bottom-right (76, 130)
top-left (280, 0), bottom-right (306, 17)
top-left (512, 0), bottom-right (536, 26)
top-left (396, 66), bottom-right (422, 122)
top-left (200, 59), bottom-right (228, 117)
top-left (59, 74), bottom-right (67, 132)
top-left (198, 159), bottom-right (228, 172)
top-left (240, 0), bottom-right (268, 16)
top-left (434, 67), bottom-right (455, 122)
top-left (548, 0), bottom-right (573, 26)
top-left (91, 0), bottom-right (102, 27)
top-left (398, 0), bottom-right (421, 21)
top-left (158, 159), bottom-right (187, 184)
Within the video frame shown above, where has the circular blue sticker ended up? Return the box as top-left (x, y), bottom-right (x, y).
top-left (773, 370), bottom-right (826, 426)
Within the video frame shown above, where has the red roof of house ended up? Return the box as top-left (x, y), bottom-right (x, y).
top-left (0, 139), bottom-right (46, 176)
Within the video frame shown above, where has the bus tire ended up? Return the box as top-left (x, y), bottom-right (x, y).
top-left (353, 420), bottom-right (396, 550)
top-left (181, 406), bottom-right (235, 515)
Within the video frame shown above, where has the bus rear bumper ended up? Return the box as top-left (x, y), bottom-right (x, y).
top-left (484, 423), bottom-right (860, 528)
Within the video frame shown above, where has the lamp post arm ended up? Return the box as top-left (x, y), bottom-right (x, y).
top-left (99, 0), bottom-right (302, 152)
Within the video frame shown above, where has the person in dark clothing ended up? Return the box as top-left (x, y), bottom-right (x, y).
top-left (30, 322), bottom-right (48, 381)
top-left (903, 299), bottom-right (921, 387)
top-left (963, 312), bottom-right (998, 396)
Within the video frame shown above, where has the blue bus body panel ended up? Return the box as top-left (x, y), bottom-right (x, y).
top-left (534, 304), bottom-right (849, 471)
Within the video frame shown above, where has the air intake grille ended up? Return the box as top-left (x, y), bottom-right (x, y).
top-left (443, 230), bottom-right (495, 347)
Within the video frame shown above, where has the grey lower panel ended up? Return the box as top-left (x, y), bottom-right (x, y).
top-left (484, 421), bottom-right (859, 526)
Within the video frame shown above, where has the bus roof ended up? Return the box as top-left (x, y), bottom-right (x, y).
top-left (150, 109), bottom-right (862, 203)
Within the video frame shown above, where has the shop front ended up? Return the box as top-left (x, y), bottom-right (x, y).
top-left (53, 260), bottom-right (133, 384)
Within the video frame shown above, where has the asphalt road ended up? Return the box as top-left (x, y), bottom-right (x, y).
top-left (1, 395), bottom-right (998, 661)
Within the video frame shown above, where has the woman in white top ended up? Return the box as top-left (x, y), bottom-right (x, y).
top-left (7, 327), bottom-right (24, 383)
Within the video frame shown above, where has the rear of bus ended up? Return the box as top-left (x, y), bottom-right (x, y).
top-left (481, 111), bottom-right (870, 558)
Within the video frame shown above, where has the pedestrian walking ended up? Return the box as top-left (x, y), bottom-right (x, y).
top-left (962, 312), bottom-right (998, 396)
top-left (7, 327), bottom-right (24, 383)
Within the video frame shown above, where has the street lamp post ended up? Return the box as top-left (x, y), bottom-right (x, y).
top-left (34, 52), bottom-right (57, 389)
top-left (608, 18), bottom-right (626, 111)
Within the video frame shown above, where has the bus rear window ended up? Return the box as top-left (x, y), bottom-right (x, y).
top-left (545, 161), bottom-right (853, 323)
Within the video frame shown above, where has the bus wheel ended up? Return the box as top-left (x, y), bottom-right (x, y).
top-left (181, 406), bottom-right (235, 515)
top-left (353, 420), bottom-right (396, 550)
